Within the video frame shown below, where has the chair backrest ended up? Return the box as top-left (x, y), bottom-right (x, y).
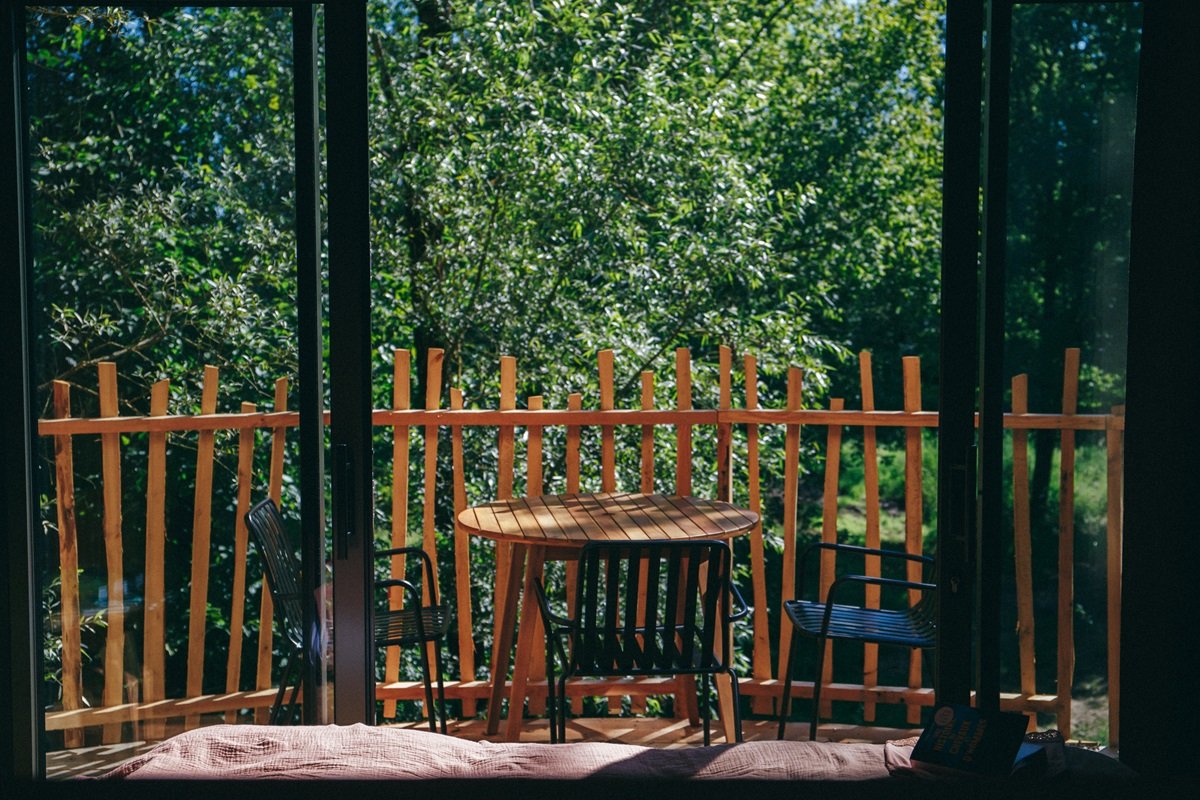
top-left (572, 540), bottom-right (733, 676)
top-left (245, 499), bottom-right (305, 649)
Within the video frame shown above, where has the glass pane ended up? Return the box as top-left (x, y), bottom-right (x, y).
top-left (1003, 1), bottom-right (1140, 748)
top-left (27, 6), bottom-right (326, 774)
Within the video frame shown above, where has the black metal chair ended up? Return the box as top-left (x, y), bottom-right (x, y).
top-left (534, 540), bottom-right (751, 745)
top-left (777, 541), bottom-right (936, 741)
top-left (245, 498), bottom-right (450, 731)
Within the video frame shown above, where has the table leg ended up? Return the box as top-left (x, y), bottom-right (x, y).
top-left (486, 543), bottom-right (526, 735)
top-left (679, 675), bottom-right (700, 724)
top-left (504, 545), bottom-right (546, 742)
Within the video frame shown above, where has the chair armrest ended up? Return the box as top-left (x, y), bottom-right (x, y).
top-left (532, 579), bottom-right (574, 669)
top-left (797, 542), bottom-right (934, 600)
top-left (377, 577), bottom-right (423, 605)
top-left (376, 546), bottom-right (438, 604)
top-left (727, 581), bottom-right (752, 623)
top-left (376, 577), bottom-right (428, 638)
top-left (532, 579), bottom-right (576, 630)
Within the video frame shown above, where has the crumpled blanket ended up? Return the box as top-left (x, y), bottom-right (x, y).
top-left (102, 724), bottom-right (896, 781)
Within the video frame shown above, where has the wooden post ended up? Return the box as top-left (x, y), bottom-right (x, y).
top-left (1012, 374), bottom-right (1037, 723)
top-left (745, 355), bottom-right (772, 715)
top-left (450, 387), bottom-right (476, 713)
top-left (860, 352), bottom-right (881, 722)
top-left (142, 378), bottom-right (169, 740)
top-left (1106, 404), bottom-right (1125, 748)
top-left (384, 350), bottom-right (411, 719)
top-left (494, 358), bottom-right (517, 622)
top-left (185, 365), bottom-right (218, 731)
top-left (224, 402), bottom-right (257, 722)
top-left (526, 395), bottom-right (548, 716)
top-left (902, 356), bottom-right (924, 724)
top-left (51, 381), bottom-right (83, 748)
top-left (817, 397), bottom-right (845, 719)
top-left (776, 367), bottom-right (803, 697)
top-left (422, 348), bottom-right (444, 702)
top-left (599, 350), bottom-right (616, 493)
top-left (597, 351), bottom-right (622, 714)
top-left (491, 356), bottom-right (517, 710)
top-left (255, 378), bottom-right (286, 723)
top-left (640, 372), bottom-right (655, 494)
top-left (97, 362), bottom-right (125, 743)
top-left (1057, 348), bottom-right (1080, 738)
top-left (674, 348), bottom-right (698, 723)
top-left (566, 391), bottom-right (583, 716)
top-left (716, 345), bottom-right (732, 502)
top-left (635, 374), bottom-right (655, 716)
top-left (675, 348), bottom-right (692, 496)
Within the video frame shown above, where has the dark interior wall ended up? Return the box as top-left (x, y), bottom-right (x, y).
top-left (1120, 0), bottom-right (1200, 778)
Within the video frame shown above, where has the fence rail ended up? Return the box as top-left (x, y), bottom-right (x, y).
top-left (40, 346), bottom-right (1125, 746)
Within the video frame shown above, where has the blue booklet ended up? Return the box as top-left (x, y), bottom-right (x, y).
top-left (910, 703), bottom-right (1031, 776)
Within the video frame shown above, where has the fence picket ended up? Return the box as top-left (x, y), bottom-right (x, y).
top-left (566, 391), bottom-right (583, 716)
top-left (902, 356), bottom-right (924, 724)
top-left (384, 350), bottom-right (411, 718)
top-left (185, 365), bottom-right (219, 731)
top-left (526, 395), bottom-right (548, 715)
top-left (717, 346), bottom-right (732, 501)
top-left (675, 348), bottom-right (692, 495)
top-left (1012, 374), bottom-right (1037, 720)
top-left (776, 367), bottom-right (803, 698)
top-left (859, 352), bottom-right (881, 722)
top-left (142, 379), bottom-right (169, 739)
top-left (224, 402), bottom-right (257, 722)
top-left (1057, 348), bottom-right (1080, 738)
top-left (254, 377), bottom-right (287, 723)
top-left (52, 381), bottom-right (83, 748)
top-left (744, 355), bottom-right (772, 715)
top-left (98, 363), bottom-right (126, 742)
top-left (1106, 404), bottom-right (1125, 747)
top-left (450, 387), bottom-right (476, 713)
top-left (599, 350), bottom-right (616, 493)
top-left (817, 397), bottom-right (845, 719)
top-left (422, 349), bottom-right (444, 703)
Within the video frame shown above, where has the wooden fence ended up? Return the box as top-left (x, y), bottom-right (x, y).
top-left (39, 346), bottom-right (1125, 746)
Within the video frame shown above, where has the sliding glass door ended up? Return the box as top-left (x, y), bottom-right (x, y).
top-left (976, 0), bottom-right (1139, 743)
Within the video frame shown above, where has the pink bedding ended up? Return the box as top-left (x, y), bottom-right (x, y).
top-left (103, 724), bottom-right (897, 781)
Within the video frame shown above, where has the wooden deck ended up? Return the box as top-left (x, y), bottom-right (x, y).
top-left (45, 717), bottom-right (922, 778)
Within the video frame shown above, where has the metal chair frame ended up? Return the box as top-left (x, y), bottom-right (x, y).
top-left (534, 540), bottom-right (751, 745)
top-left (245, 498), bottom-right (449, 731)
top-left (777, 541), bottom-right (936, 741)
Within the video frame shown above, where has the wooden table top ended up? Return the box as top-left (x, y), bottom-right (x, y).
top-left (457, 492), bottom-right (758, 546)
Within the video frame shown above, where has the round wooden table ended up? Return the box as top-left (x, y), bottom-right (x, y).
top-left (457, 491), bottom-right (758, 741)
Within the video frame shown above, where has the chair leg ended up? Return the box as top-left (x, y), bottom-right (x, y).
top-left (701, 672), bottom-right (711, 746)
top-left (545, 644), bottom-right (557, 744)
top-left (434, 638), bottom-right (448, 735)
top-left (419, 644), bottom-right (437, 733)
top-left (811, 635), bottom-right (829, 742)
top-left (270, 652), bottom-right (297, 726)
top-left (777, 632), bottom-right (799, 740)
top-left (287, 672), bottom-right (303, 725)
top-left (558, 674), bottom-right (570, 743)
